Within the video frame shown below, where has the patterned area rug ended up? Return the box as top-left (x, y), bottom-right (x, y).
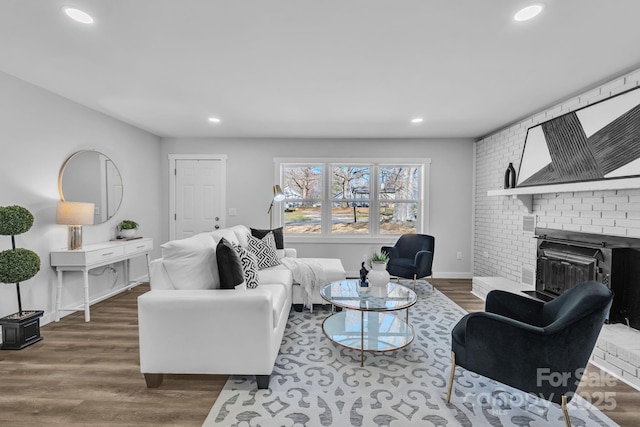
top-left (203, 281), bottom-right (617, 426)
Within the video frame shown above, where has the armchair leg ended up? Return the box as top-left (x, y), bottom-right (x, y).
top-left (562, 395), bottom-right (571, 427)
top-left (413, 274), bottom-right (417, 290)
top-left (446, 352), bottom-right (456, 403)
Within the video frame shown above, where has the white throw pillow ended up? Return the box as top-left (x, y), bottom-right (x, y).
top-left (160, 233), bottom-right (219, 289)
top-left (229, 225), bottom-right (251, 248)
top-left (210, 228), bottom-right (239, 246)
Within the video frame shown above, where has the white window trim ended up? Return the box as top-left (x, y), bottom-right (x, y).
top-left (274, 157), bottom-right (431, 242)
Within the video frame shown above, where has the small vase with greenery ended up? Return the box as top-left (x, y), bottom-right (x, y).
top-left (367, 251), bottom-right (390, 287)
top-left (369, 251), bottom-right (390, 266)
top-left (0, 205), bottom-right (41, 319)
top-left (118, 220), bottom-right (139, 238)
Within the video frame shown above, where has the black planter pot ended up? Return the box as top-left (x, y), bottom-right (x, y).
top-left (0, 310), bottom-right (43, 350)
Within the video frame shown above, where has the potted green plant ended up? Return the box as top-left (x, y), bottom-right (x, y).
top-left (369, 251), bottom-right (390, 265)
top-left (118, 220), bottom-right (139, 238)
top-left (0, 205), bottom-right (43, 350)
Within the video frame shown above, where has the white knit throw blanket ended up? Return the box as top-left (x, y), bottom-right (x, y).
top-left (279, 258), bottom-right (327, 310)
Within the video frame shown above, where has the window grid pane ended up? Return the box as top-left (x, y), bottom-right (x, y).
top-left (379, 202), bottom-right (418, 234)
top-left (280, 161), bottom-right (423, 237)
top-left (331, 202), bottom-right (369, 234)
top-left (283, 165), bottom-right (323, 234)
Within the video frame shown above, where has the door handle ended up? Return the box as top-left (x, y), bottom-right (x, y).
top-left (215, 225), bottom-right (220, 229)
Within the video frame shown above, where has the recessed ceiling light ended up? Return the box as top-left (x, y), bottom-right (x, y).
top-left (63, 7), bottom-right (94, 24)
top-left (514, 4), bottom-right (544, 21)
top-left (208, 117), bottom-right (221, 123)
top-left (411, 118), bottom-right (424, 124)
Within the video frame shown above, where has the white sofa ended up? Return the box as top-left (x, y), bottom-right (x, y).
top-left (138, 225), bottom-right (294, 389)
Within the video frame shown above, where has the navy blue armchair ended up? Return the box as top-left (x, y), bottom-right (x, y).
top-left (382, 234), bottom-right (434, 290)
top-left (446, 281), bottom-right (613, 426)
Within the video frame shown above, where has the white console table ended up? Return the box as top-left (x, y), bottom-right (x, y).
top-left (50, 238), bottom-right (153, 322)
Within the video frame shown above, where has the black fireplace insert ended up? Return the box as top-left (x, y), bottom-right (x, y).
top-left (533, 228), bottom-right (640, 330)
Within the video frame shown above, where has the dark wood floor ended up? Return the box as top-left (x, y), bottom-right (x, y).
top-left (0, 279), bottom-right (637, 426)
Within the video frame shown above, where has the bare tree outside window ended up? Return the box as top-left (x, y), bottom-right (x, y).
top-left (379, 166), bottom-right (419, 234)
top-left (331, 166), bottom-right (370, 234)
top-left (280, 161), bottom-right (423, 236)
top-left (282, 165), bottom-right (323, 234)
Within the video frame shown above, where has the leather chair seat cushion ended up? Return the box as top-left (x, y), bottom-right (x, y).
top-left (260, 284), bottom-right (288, 325)
top-left (296, 258), bottom-right (346, 283)
top-left (387, 258), bottom-right (417, 278)
top-left (258, 264), bottom-right (294, 286)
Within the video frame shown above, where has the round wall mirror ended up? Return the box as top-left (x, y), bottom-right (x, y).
top-left (58, 150), bottom-right (123, 224)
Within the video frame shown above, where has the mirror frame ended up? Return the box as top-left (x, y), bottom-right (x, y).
top-left (58, 150), bottom-right (124, 224)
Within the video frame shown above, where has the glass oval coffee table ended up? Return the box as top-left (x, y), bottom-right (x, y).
top-left (320, 279), bottom-right (417, 367)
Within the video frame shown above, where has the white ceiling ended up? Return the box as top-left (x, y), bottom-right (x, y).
top-left (2, 1), bottom-right (640, 139)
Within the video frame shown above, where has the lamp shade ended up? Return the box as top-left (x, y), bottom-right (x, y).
top-left (273, 185), bottom-right (285, 202)
top-left (56, 202), bottom-right (94, 225)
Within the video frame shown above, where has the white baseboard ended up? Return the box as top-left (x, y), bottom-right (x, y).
top-left (433, 272), bottom-right (473, 279)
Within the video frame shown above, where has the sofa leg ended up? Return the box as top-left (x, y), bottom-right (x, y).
top-left (256, 375), bottom-right (270, 389)
top-left (144, 373), bottom-right (164, 388)
top-left (293, 304), bottom-right (303, 312)
top-left (445, 352), bottom-right (456, 403)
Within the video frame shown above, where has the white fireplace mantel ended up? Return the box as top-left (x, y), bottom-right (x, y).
top-left (487, 177), bottom-right (640, 213)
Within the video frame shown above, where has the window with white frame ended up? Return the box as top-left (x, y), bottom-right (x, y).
top-left (277, 159), bottom-right (428, 237)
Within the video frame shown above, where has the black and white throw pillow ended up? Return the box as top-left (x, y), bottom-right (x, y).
top-left (247, 232), bottom-right (281, 269)
top-left (235, 244), bottom-right (260, 289)
top-left (251, 227), bottom-right (284, 249)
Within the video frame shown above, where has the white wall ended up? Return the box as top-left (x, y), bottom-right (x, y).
top-left (0, 71), bottom-right (163, 325)
top-left (161, 137), bottom-right (475, 277)
top-left (474, 67), bottom-right (640, 282)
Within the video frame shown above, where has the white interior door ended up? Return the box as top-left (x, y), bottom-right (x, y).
top-left (173, 157), bottom-right (226, 239)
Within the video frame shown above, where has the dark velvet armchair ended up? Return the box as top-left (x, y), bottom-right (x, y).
top-left (382, 234), bottom-right (434, 290)
top-left (446, 281), bottom-right (613, 426)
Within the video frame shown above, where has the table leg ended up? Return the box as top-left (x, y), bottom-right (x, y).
top-left (361, 310), bottom-right (364, 367)
top-left (56, 270), bottom-right (63, 322)
top-left (83, 269), bottom-right (90, 322)
top-left (145, 253), bottom-right (151, 283)
top-left (124, 258), bottom-right (130, 287)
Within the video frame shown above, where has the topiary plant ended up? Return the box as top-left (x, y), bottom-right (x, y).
top-left (0, 206), bottom-right (41, 317)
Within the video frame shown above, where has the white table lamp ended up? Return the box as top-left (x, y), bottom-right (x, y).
top-left (56, 201), bottom-right (94, 250)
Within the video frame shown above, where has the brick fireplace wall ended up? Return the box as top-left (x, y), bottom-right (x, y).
top-left (474, 66), bottom-right (640, 283)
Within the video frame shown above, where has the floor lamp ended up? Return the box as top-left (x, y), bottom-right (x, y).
top-left (267, 185), bottom-right (285, 229)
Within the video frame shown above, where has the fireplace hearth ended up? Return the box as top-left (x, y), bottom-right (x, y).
top-left (533, 228), bottom-right (640, 330)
